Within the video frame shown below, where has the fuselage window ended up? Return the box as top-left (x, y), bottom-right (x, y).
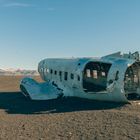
top-left (54, 71), bottom-right (57, 75)
top-left (64, 72), bottom-right (68, 81)
top-left (134, 75), bottom-right (138, 83)
top-left (92, 70), bottom-right (98, 79)
top-left (86, 69), bottom-right (91, 77)
top-left (59, 71), bottom-right (62, 76)
top-left (45, 68), bottom-right (47, 73)
top-left (59, 71), bottom-right (62, 81)
top-left (77, 75), bottom-right (80, 81)
top-left (50, 69), bottom-right (53, 74)
top-left (102, 72), bottom-right (106, 77)
top-left (71, 73), bottom-right (74, 79)
top-left (46, 69), bottom-right (49, 73)
top-left (41, 68), bottom-right (43, 73)
top-left (41, 68), bottom-right (44, 74)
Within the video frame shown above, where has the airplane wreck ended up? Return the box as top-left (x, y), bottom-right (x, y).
top-left (20, 51), bottom-right (140, 103)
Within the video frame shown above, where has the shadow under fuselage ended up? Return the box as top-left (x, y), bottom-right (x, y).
top-left (0, 92), bottom-right (125, 114)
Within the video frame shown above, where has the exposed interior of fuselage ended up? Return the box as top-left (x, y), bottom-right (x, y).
top-left (83, 61), bottom-right (140, 100)
top-left (83, 62), bottom-right (112, 92)
top-left (124, 62), bottom-right (140, 100)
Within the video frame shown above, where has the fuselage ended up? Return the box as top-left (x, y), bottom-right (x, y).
top-left (37, 56), bottom-right (140, 102)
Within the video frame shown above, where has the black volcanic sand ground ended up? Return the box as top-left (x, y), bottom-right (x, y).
top-left (0, 76), bottom-right (139, 140)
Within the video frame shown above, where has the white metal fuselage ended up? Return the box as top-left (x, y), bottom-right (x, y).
top-left (20, 52), bottom-right (140, 103)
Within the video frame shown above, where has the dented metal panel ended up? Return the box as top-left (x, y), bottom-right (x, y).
top-left (20, 77), bottom-right (62, 100)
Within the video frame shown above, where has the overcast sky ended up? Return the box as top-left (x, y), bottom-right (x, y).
top-left (0, 0), bottom-right (140, 69)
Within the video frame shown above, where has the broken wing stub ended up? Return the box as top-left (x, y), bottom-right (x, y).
top-left (20, 77), bottom-right (63, 100)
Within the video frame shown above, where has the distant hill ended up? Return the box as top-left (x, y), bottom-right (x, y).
top-left (0, 68), bottom-right (39, 76)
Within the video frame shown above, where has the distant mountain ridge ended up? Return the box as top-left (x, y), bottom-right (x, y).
top-left (0, 68), bottom-right (39, 76)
